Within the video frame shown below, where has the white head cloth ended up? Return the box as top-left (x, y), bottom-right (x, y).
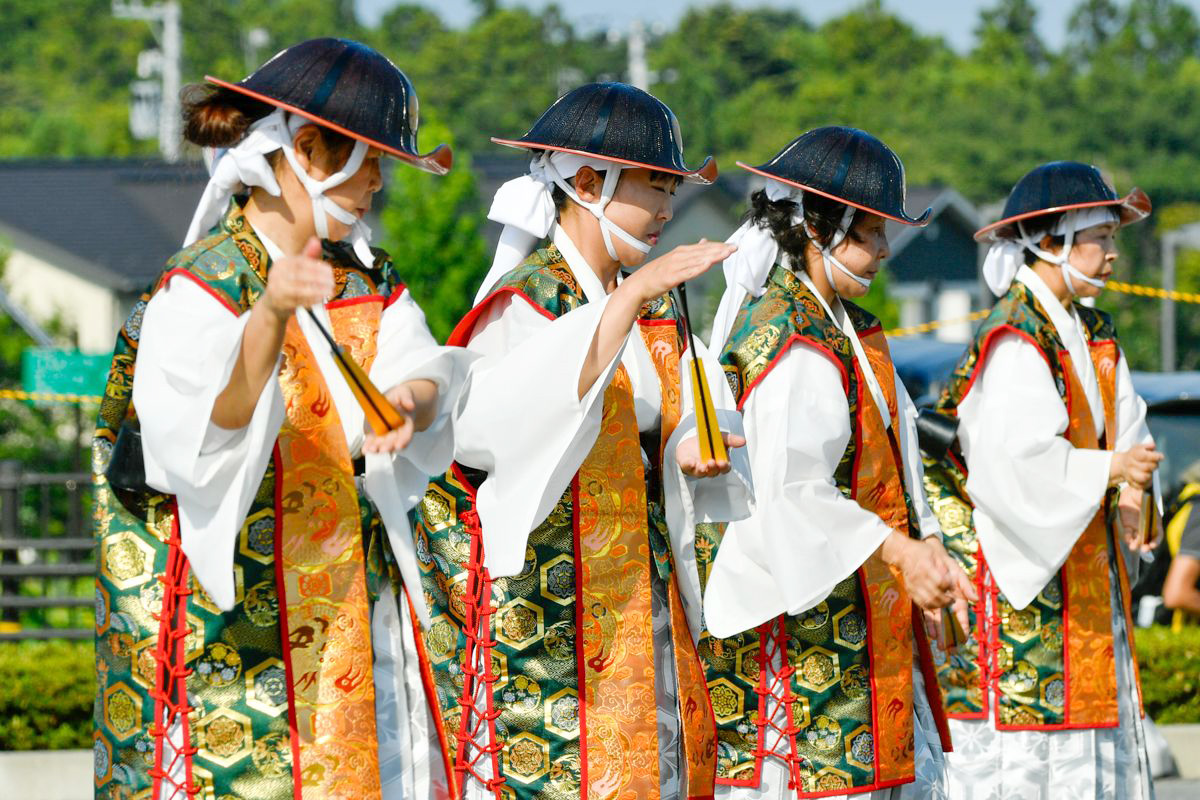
top-left (475, 150), bottom-right (652, 305)
top-left (708, 180), bottom-right (857, 350)
top-left (982, 206), bottom-right (1120, 296)
top-left (183, 108), bottom-right (375, 267)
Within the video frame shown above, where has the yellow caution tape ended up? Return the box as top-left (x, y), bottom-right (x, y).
top-left (885, 310), bottom-right (990, 338)
top-left (0, 389), bottom-right (102, 404)
top-left (885, 279), bottom-right (1200, 338)
top-left (1105, 280), bottom-right (1200, 304)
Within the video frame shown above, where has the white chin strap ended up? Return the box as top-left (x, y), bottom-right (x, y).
top-left (476, 150), bottom-right (653, 304)
top-left (184, 109), bottom-right (375, 267)
top-left (1015, 207), bottom-right (1117, 294)
top-left (540, 154), bottom-right (651, 261)
top-left (277, 114), bottom-right (373, 266)
top-left (805, 204), bottom-right (865, 293)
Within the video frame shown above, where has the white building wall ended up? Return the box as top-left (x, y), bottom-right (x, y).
top-left (5, 249), bottom-right (123, 353)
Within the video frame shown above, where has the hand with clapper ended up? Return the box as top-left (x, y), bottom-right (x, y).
top-left (673, 281), bottom-right (744, 478)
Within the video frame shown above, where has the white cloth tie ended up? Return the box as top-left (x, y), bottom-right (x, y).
top-left (796, 269), bottom-right (892, 431)
top-left (709, 180), bottom-right (858, 351)
top-left (184, 109), bottom-right (375, 267)
top-left (982, 206), bottom-right (1119, 296)
top-left (475, 151), bottom-right (652, 305)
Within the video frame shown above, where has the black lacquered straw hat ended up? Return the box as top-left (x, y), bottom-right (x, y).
top-left (492, 82), bottom-right (717, 184)
top-left (738, 126), bottom-right (931, 226)
top-left (975, 161), bottom-right (1150, 241)
top-left (206, 37), bottom-right (452, 174)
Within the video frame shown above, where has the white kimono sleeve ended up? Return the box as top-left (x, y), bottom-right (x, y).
top-left (895, 367), bottom-right (942, 540)
top-left (664, 341), bottom-right (755, 637)
top-left (959, 333), bottom-right (1113, 610)
top-left (703, 342), bottom-right (895, 639)
top-left (1112, 347), bottom-right (1163, 514)
top-left (452, 293), bottom-right (627, 578)
top-left (363, 289), bottom-right (477, 627)
top-left (133, 276), bottom-right (285, 611)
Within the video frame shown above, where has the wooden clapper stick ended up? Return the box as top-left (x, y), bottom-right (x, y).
top-left (675, 283), bottom-right (727, 462)
top-left (304, 308), bottom-right (407, 435)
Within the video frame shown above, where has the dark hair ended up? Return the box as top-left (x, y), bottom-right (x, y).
top-left (746, 188), bottom-right (864, 269)
top-left (1016, 211), bottom-right (1065, 266)
top-left (181, 83), bottom-right (356, 163)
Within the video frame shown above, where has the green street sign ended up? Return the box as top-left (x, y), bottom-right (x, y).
top-left (21, 348), bottom-right (112, 403)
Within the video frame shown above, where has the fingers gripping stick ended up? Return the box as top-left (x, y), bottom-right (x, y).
top-left (303, 308), bottom-right (407, 435)
top-left (676, 283), bottom-right (727, 463)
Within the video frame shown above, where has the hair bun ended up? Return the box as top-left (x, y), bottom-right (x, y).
top-left (181, 84), bottom-right (271, 148)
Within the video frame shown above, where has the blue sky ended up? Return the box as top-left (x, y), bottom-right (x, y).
top-left (356, 1), bottom-right (1084, 52)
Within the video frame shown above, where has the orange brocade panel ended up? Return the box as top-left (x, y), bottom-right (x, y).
top-left (575, 366), bottom-right (661, 800)
top-left (275, 301), bottom-right (384, 798)
top-left (853, 331), bottom-right (915, 786)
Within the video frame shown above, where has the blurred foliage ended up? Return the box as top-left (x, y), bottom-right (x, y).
top-left (1133, 624), bottom-right (1200, 723)
top-left (377, 115), bottom-right (488, 342)
top-left (5, 0), bottom-right (1200, 361)
top-left (0, 640), bottom-right (94, 750)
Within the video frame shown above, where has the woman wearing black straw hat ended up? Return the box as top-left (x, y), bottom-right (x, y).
top-left (697, 127), bottom-right (976, 799)
top-left (92, 38), bottom-right (471, 800)
top-left (409, 82), bottom-right (754, 800)
top-left (921, 161), bottom-right (1162, 799)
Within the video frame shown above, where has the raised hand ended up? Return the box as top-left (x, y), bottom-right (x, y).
top-left (261, 237), bottom-right (336, 323)
top-left (621, 240), bottom-right (736, 306)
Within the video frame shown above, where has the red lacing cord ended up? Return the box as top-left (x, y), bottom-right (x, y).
top-left (452, 511), bottom-right (507, 798)
top-left (751, 617), bottom-right (806, 789)
top-left (149, 533), bottom-right (199, 799)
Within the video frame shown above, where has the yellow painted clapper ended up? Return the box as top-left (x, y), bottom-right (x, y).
top-left (304, 307), bottom-right (407, 435)
top-left (676, 284), bottom-right (727, 462)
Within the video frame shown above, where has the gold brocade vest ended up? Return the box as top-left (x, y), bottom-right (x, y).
top-left (411, 246), bottom-right (718, 800)
top-left (93, 201), bottom-right (406, 799)
top-left (925, 280), bottom-right (1144, 730)
top-left (696, 266), bottom-right (949, 797)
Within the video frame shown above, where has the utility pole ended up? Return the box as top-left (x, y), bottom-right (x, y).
top-left (627, 20), bottom-right (649, 90)
top-left (113, 0), bottom-right (182, 163)
top-left (1157, 222), bottom-right (1200, 371)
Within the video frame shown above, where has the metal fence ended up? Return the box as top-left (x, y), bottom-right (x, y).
top-left (0, 460), bottom-right (93, 640)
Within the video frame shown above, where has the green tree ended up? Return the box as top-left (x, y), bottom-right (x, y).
top-left (377, 119), bottom-right (488, 342)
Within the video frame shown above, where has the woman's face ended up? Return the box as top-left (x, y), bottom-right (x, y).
top-left (588, 167), bottom-right (678, 266)
top-left (290, 125), bottom-right (385, 242)
top-left (1045, 222), bottom-right (1118, 298)
top-left (826, 211), bottom-right (890, 299)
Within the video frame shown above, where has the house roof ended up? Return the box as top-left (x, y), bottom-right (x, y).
top-left (0, 160), bottom-right (209, 293)
top-left (885, 187), bottom-right (980, 256)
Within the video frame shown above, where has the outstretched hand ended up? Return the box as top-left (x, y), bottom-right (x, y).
top-left (676, 432), bottom-right (747, 478)
top-left (361, 383), bottom-right (416, 454)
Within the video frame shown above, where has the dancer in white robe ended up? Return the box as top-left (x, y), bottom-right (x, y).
top-left (93, 38), bottom-right (469, 800)
top-left (921, 160), bottom-right (1162, 800)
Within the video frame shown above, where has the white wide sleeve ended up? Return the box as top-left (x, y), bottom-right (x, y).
top-left (1112, 347), bottom-right (1163, 513)
top-left (895, 368), bottom-right (941, 540)
top-left (363, 290), bottom-right (477, 627)
top-left (133, 276), bottom-right (285, 611)
top-left (959, 333), bottom-right (1113, 609)
top-left (664, 341), bottom-right (755, 637)
top-left (453, 294), bottom-right (627, 578)
top-left (703, 343), bottom-right (896, 639)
